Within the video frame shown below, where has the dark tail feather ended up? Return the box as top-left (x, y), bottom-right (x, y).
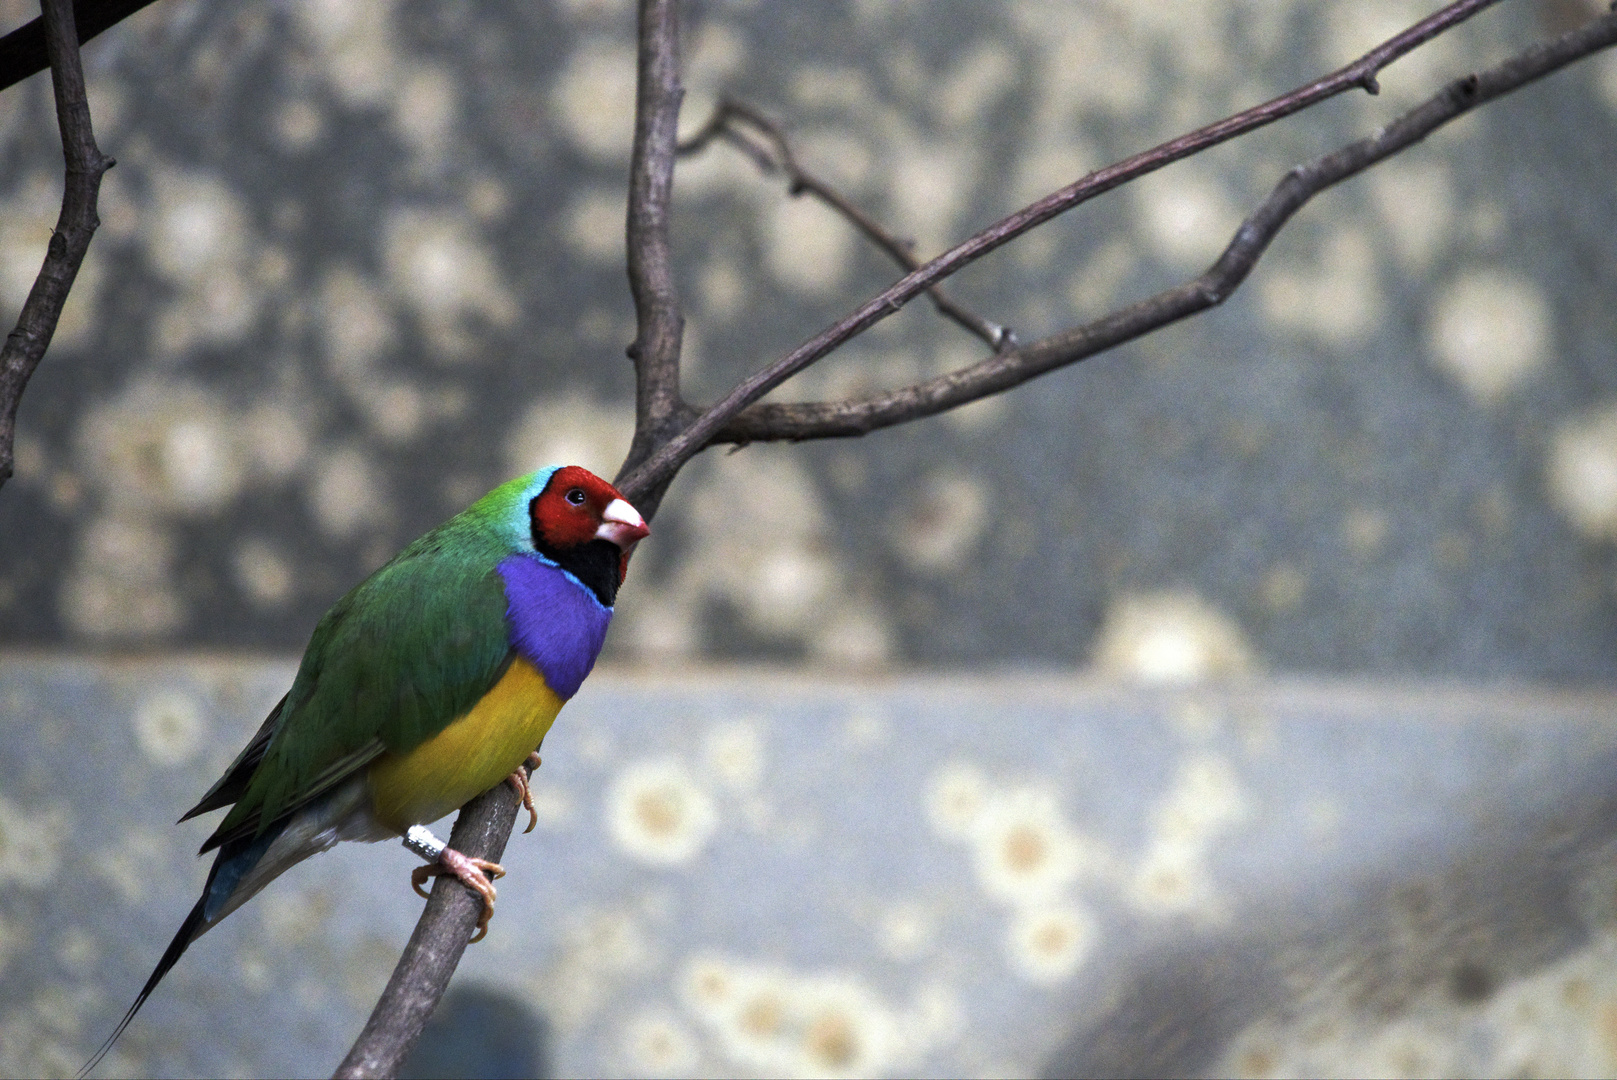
top-left (77, 895), bottom-right (207, 1078)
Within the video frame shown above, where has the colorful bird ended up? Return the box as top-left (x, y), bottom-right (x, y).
top-left (82, 465), bottom-right (648, 1076)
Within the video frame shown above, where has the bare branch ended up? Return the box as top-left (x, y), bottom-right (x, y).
top-left (336, 3), bottom-right (688, 1073)
top-left (332, 764), bottom-right (531, 1079)
top-left (618, 0), bottom-right (686, 515)
top-left (613, 0), bottom-right (1505, 498)
top-left (0, 0), bottom-right (113, 490)
top-left (0, 0), bottom-right (162, 95)
top-left (714, 12), bottom-right (1617, 444)
top-left (679, 98), bottom-right (1015, 351)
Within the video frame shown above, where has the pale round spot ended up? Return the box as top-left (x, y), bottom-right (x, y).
top-left (887, 138), bottom-right (971, 257)
top-left (1427, 269), bottom-right (1551, 403)
top-left (1090, 591), bottom-right (1257, 683)
top-left (391, 64), bottom-right (457, 163)
top-left (1259, 564), bottom-right (1306, 612)
top-left (809, 600), bottom-right (894, 668)
top-left (1341, 507), bottom-right (1391, 559)
top-left (0, 795), bottom-right (67, 889)
top-left (133, 692), bottom-right (205, 767)
top-left (933, 42), bottom-right (1017, 130)
top-left (1257, 227), bottom-right (1382, 347)
top-left (309, 448), bottom-right (388, 540)
top-left (275, 97), bottom-right (325, 149)
top-left (466, 177), bottom-right (509, 222)
top-left (162, 416), bottom-right (244, 511)
top-left (61, 515), bottom-right (184, 640)
top-left (890, 470), bottom-right (989, 573)
top-left (680, 956), bottom-right (899, 1078)
top-left (704, 722), bottom-right (764, 792)
top-left (1132, 165), bottom-right (1239, 270)
top-left (698, 258), bottom-right (747, 323)
top-left (623, 1010), bottom-right (700, 1075)
top-left (1547, 404), bottom-right (1617, 541)
top-left (1007, 904), bottom-right (1097, 985)
top-left (552, 39), bottom-right (638, 162)
top-left (321, 267), bottom-right (395, 379)
top-left (1366, 158), bottom-right (1454, 270)
top-left (877, 902), bottom-right (934, 961)
top-left (566, 188), bottom-right (626, 265)
top-left (293, 0), bottom-right (397, 107)
top-left (925, 761), bottom-right (990, 841)
top-left (505, 393), bottom-right (634, 481)
top-left (242, 405), bottom-right (309, 478)
top-left (235, 538), bottom-right (294, 608)
top-left (766, 195), bottom-right (853, 297)
top-left (970, 787), bottom-right (1090, 906)
top-left (607, 760), bottom-right (718, 865)
top-left (362, 382), bottom-right (426, 443)
top-left (147, 171), bottom-right (249, 285)
top-left (383, 208), bottom-right (519, 359)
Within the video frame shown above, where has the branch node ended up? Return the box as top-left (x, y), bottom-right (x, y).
top-left (1359, 72), bottom-right (1382, 94)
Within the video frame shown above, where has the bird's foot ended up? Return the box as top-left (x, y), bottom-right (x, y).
top-left (506, 752), bottom-right (542, 834)
top-left (402, 826), bottom-right (505, 942)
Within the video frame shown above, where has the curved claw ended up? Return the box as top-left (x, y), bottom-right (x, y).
top-left (409, 848), bottom-right (505, 942)
top-left (507, 753), bottom-right (542, 834)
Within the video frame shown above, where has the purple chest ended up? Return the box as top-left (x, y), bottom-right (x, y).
top-left (496, 554), bottom-right (612, 700)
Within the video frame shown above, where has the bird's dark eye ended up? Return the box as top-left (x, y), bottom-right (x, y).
top-left (565, 487), bottom-right (587, 506)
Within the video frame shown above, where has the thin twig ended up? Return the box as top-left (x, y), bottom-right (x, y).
top-left (0, 0), bottom-right (161, 95)
top-left (613, 0), bottom-right (1504, 499)
top-left (0, 0), bottom-right (113, 490)
top-left (713, 12), bottom-right (1617, 444)
top-left (334, 3), bottom-right (687, 1074)
top-left (679, 98), bottom-right (1014, 351)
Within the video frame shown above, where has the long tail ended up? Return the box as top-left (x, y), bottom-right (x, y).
top-left (76, 897), bottom-right (207, 1078)
top-left (78, 820), bottom-right (287, 1077)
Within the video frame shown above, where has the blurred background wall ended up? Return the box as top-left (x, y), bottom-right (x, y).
top-left (0, 0), bottom-right (1614, 678)
top-left (3, 0), bottom-right (1617, 1077)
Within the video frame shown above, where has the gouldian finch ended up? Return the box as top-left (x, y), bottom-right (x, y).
top-left (83, 465), bottom-right (648, 1074)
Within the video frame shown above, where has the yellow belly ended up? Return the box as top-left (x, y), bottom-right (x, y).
top-left (366, 656), bottom-right (564, 833)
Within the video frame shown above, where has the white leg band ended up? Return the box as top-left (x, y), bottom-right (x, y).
top-left (403, 824), bottom-right (446, 862)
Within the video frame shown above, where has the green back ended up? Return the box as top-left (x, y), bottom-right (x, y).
top-left (214, 470), bottom-right (554, 842)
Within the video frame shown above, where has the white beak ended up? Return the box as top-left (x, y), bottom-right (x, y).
top-left (595, 498), bottom-right (650, 551)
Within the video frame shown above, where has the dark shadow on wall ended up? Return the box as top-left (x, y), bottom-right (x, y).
top-left (399, 982), bottom-right (551, 1080)
top-left (1042, 752), bottom-right (1617, 1078)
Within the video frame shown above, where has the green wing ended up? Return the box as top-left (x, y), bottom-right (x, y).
top-left (202, 517), bottom-right (514, 851)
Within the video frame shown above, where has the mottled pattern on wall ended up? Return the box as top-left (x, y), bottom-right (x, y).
top-left (7, 657), bottom-right (1617, 1078)
top-left (2, 0), bottom-right (1617, 679)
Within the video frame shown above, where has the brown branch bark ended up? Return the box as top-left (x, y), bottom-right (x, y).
top-left (0, 0), bottom-right (112, 490)
top-left (617, 0), bottom-right (686, 517)
top-left (0, 0), bottom-right (161, 95)
top-left (679, 98), bottom-right (1014, 351)
top-left (715, 11), bottom-right (1617, 444)
top-left (334, 2), bottom-right (688, 1075)
top-left (332, 766), bottom-right (530, 1078)
top-left (612, 0), bottom-right (1505, 498)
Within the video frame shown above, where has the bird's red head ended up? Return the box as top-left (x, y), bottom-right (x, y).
top-left (530, 466), bottom-right (650, 585)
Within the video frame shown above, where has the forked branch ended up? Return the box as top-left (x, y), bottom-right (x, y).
top-left (613, 0), bottom-right (1508, 496)
top-left (0, 0), bottom-right (113, 490)
top-left (679, 98), bottom-right (1015, 351)
top-left (716, 11), bottom-right (1617, 443)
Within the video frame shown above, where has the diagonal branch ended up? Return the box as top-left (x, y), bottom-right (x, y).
top-left (613, 0), bottom-right (1505, 499)
top-left (679, 98), bottom-right (1015, 351)
top-left (712, 11), bottom-right (1617, 444)
top-left (0, 0), bottom-right (113, 490)
top-left (0, 0), bottom-right (161, 94)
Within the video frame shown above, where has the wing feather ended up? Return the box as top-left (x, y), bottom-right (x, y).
top-left (203, 514), bottom-right (514, 847)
